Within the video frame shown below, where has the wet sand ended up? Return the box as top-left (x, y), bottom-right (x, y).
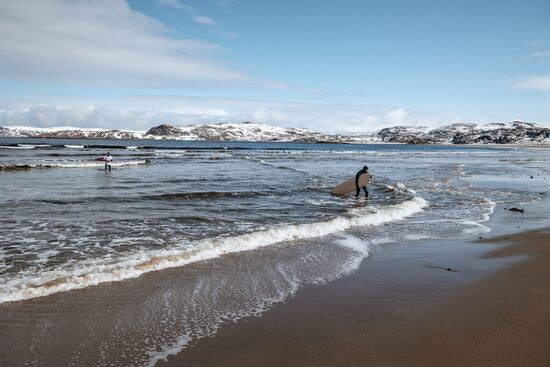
top-left (160, 229), bottom-right (550, 367)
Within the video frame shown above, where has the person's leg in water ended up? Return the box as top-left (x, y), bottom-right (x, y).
top-left (105, 163), bottom-right (108, 171)
top-left (355, 186), bottom-right (361, 197)
top-left (362, 186), bottom-right (369, 198)
top-left (108, 163), bottom-right (111, 172)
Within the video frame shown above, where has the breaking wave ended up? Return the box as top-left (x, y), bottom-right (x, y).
top-left (0, 160), bottom-right (149, 170)
top-left (0, 196), bottom-right (427, 303)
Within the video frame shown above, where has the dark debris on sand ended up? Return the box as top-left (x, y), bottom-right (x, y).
top-left (506, 207), bottom-right (525, 213)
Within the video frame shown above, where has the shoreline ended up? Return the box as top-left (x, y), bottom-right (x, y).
top-left (1, 197), bottom-right (548, 367)
top-left (0, 210), bottom-right (548, 366)
top-left (159, 229), bottom-right (550, 366)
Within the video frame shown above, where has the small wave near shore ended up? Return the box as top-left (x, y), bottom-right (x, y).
top-left (0, 196), bottom-right (427, 304)
top-left (0, 159), bottom-right (149, 170)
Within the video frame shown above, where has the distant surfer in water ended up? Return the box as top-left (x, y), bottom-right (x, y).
top-left (103, 152), bottom-right (113, 171)
top-left (355, 166), bottom-right (369, 197)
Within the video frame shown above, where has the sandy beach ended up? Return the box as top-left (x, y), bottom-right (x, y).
top-left (159, 229), bottom-right (550, 367)
top-left (2, 202), bottom-right (549, 367)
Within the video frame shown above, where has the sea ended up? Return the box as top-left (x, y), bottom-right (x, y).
top-left (0, 138), bottom-right (548, 366)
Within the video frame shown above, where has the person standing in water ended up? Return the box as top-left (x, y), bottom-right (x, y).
top-left (103, 152), bottom-right (113, 171)
top-left (355, 165), bottom-right (369, 197)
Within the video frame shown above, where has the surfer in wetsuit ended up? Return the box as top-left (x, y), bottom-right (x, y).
top-left (355, 166), bottom-right (369, 198)
top-left (103, 152), bottom-right (112, 171)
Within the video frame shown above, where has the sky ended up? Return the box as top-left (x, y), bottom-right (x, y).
top-left (0, 0), bottom-right (549, 133)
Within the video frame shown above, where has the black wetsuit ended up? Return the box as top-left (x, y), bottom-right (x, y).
top-left (355, 168), bottom-right (369, 197)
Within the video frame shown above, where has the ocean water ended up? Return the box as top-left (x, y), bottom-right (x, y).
top-left (0, 138), bottom-right (547, 366)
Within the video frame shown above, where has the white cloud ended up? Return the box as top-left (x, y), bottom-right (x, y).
top-left (512, 76), bottom-right (550, 90)
top-left (0, 105), bottom-right (151, 131)
top-left (192, 16), bottom-right (218, 27)
top-left (0, 0), bottom-right (251, 87)
top-left (524, 50), bottom-right (550, 61)
top-left (0, 97), bottom-right (495, 134)
top-left (384, 108), bottom-right (407, 124)
top-left (213, 29), bottom-right (238, 38)
top-left (155, 0), bottom-right (221, 28)
top-left (214, 0), bottom-right (233, 7)
top-left (0, 105), bottom-right (231, 132)
top-left (154, 0), bottom-right (194, 13)
top-left (251, 106), bottom-right (289, 123)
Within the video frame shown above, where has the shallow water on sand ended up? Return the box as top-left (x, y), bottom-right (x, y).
top-left (0, 139), bottom-right (548, 366)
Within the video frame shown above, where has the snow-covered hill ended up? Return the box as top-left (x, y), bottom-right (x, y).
top-left (145, 122), bottom-right (346, 143)
top-left (1, 121), bottom-right (549, 145)
top-left (0, 126), bottom-right (145, 139)
top-left (373, 121), bottom-right (550, 144)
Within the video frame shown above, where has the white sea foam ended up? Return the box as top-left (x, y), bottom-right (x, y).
top-left (0, 196), bottom-right (428, 304)
top-left (154, 149), bottom-right (187, 154)
top-left (25, 160), bottom-right (148, 169)
top-left (52, 162), bottom-right (103, 168)
top-left (396, 182), bottom-right (416, 194)
top-left (145, 334), bottom-right (192, 367)
top-left (461, 220), bottom-right (491, 234)
top-left (0, 145), bottom-right (36, 149)
top-left (64, 145), bottom-right (85, 149)
top-left (459, 197), bottom-right (496, 234)
top-left (481, 198), bottom-right (497, 222)
top-left (384, 182), bottom-right (416, 195)
top-left (403, 234), bottom-right (434, 241)
top-left (18, 144), bottom-right (51, 148)
top-left (53, 160), bottom-right (148, 168)
top-left (145, 235), bottom-right (375, 366)
top-left (333, 236), bottom-right (371, 275)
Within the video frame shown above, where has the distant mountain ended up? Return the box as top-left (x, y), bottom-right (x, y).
top-left (144, 122), bottom-right (347, 143)
top-left (0, 126), bottom-right (145, 140)
top-left (0, 122), bottom-right (350, 143)
top-left (372, 121), bottom-right (550, 144)
top-left (1, 121), bottom-right (549, 145)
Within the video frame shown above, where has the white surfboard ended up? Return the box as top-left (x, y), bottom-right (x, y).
top-left (331, 173), bottom-right (370, 195)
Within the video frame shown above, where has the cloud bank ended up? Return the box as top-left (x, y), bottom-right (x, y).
top-left (0, 97), bottom-right (492, 134)
top-left (154, 0), bottom-right (221, 28)
top-left (0, 0), bottom-right (251, 87)
top-left (512, 76), bottom-right (550, 90)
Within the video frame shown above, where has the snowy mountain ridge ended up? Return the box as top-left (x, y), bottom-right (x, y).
top-left (1, 121), bottom-right (549, 145)
top-left (0, 125), bottom-right (146, 139)
top-left (144, 122), bottom-right (345, 143)
top-left (373, 121), bottom-right (550, 144)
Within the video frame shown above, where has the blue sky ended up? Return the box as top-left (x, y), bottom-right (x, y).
top-left (0, 0), bottom-right (548, 133)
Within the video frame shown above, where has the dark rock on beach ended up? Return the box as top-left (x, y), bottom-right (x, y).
top-left (507, 207), bottom-right (525, 213)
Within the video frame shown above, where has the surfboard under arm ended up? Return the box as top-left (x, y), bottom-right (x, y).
top-left (330, 173), bottom-right (370, 195)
